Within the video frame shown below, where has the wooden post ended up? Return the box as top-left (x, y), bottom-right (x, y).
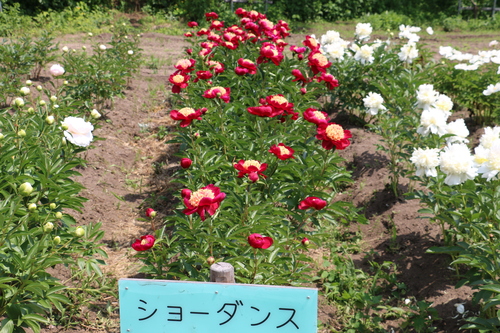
top-left (210, 262), bottom-right (235, 283)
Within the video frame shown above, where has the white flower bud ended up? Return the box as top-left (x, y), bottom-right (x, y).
top-left (19, 182), bottom-right (33, 196)
top-left (46, 115), bottom-right (55, 125)
top-left (28, 203), bottom-right (37, 212)
top-left (99, 45), bottom-right (107, 51)
top-left (13, 97), bottom-right (24, 107)
top-left (75, 226), bottom-right (85, 237)
top-left (62, 46), bottom-right (69, 52)
top-left (19, 87), bottom-right (30, 95)
top-left (43, 222), bottom-right (54, 232)
top-left (50, 95), bottom-right (57, 102)
top-left (90, 109), bottom-right (101, 119)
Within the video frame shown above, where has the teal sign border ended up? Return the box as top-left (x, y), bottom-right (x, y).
top-left (119, 278), bottom-right (318, 333)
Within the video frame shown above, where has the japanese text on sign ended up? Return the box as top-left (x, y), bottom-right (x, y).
top-left (119, 278), bottom-right (318, 333)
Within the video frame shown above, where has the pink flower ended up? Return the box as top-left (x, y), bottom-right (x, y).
top-left (317, 73), bottom-right (339, 90)
top-left (308, 51), bottom-right (331, 74)
top-left (170, 107), bottom-right (205, 127)
top-left (145, 208), bottom-right (156, 218)
top-left (180, 158), bottom-right (192, 169)
top-left (248, 233), bottom-right (273, 249)
top-left (174, 58), bottom-right (196, 73)
top-left (301, 237), bottom-right (310, 246)
top-left (234, 159), bottom-right (268, 182)
top-left (131, 235), bottom-right (155, 251)
top-left (169, 71), bottom-right (190, 93)
top-left (316, 123), bottom-right (352, 150)
top-left (187, 21), bottom-right (199, 28)
top-left (49, 64), bottom-right (65, 77)
top-left (181, 184), bottom-right (226, 221)
top-left (235, 58), bottom-right (257, 75)
top-left (298, 197), bottom-right (327, 210)
top-left (257, 42), bottom-right (284, 66)
top-left (269, 143), bottom-right (295, 160)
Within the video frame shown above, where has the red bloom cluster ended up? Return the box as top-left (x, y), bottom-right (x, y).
top-left (182, 184), bottom-right (226, 221)
top-left (170, 107), bottom-right (207, 127)
top-left (235, 58), bottom-right (257, 75)
top-left (248, 233), bottom-right (273, 249)
top-left (234, 159), bottom-right (268, 182)
top-left (298, 197), bottom-right (327, 210)
top-left (269, 143), bottom-right (295, 160)
top-left (203, 86), bottom-right (231, 103)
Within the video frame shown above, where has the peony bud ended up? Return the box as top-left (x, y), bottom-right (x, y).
top-left (62, 46), bottom-right (69, 52)
top-left (49, 64), bottom-right (65, 77)
top-left (39, 100), bottom-right (46, 106)
top-left (63, 80), bottom-right (68, 85)
top-left (55, 212), bottom-right (63, 219)
top-left (60, 122), bottom-right (69, 130)
top-left (82, 45), bottom-right (87, 50)
top-left (28, 203), bottom-right (37, 212)
top-left (301, 237), bottom-right (310, 246)
top-left (207, 256), bottom-right (215, 265)
top-left (53, 236), bottom-right (61, 245)
top-left (88, 32), bottom-right (93, 37)
top-left (128, 50), bottom-right (134, 55)
top-left (50, 95), bottom-right (57, 102)
top-left (90, 109), bottom-right (101, 119)
top-left (36, 85), bottom-right (43, 91)
top-left (43, 222), bottom-right (54, 232)
top-left (62, 138), bottom-right (67, 145)
top-left (0, 133), bottom-right (4, 140)
top-left (27, 107), bottom-right (34, 113)
top-left (13, 97), bottom-right (24, 107)
top-left (99, 44), bottom-right (107, 50)
top-left (19, 87), bottom-right (30, 95)
top-left (17, 129), bottom-right (26, 137)
top-left (49, 203), bottom-right (57, 210)
top-left (46, 115), bottom-right (55, 125)
top-left (145, 208), bottom-right (156, 218)
top-left (75, 226), bottom-right (85, 237)
top-left (180, 158), bottom-right (192, 169)
top-left (26, 80), bottom-right (32, 86)
top-left (19, 182), bottom-right (33, 196)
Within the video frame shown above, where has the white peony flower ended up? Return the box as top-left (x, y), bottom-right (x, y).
top-left (99, 44), bottom-right (107, 50)
top-left (417, 108), bottom-right (448, 136)
top-left (363, 92), bottom-right (386, 115)
top-left (128, 50), bottom-right (134, 55)
top-left (416, 84), bottom-right (439, 109)
top-left (473, 145), bottom-right (490, 167)
top-left (445, 119), bottom-right (469, 144)
top-left (354, 44), bottom-right (374, 64)
top-left (398, 42), bottom-right (419, 63)
top-left (426, 27), bottom-right (434, 35)
top-left (49, 64), bottom-right (65, 77)
top-left (19, 87), bottom-right (30, 95)
top-left (355, 22), bottom-right (373, 40)
top-left (61, 116), bottom-right (94, 147)
top-left (323, 43), bottom-right (346, 62)
top-left (410, 147), bottom-right (441, 177)
top-left (439, 143), bottom-right (478, 185)
top-left (477, 139), bottom-right (500, 181)
top-left (434, 94), bottom-right (453, 116)
top-left (321, 30), bottom-right (342, 44)
top-left (454, 63), bottom-right (480, 71)
top-left (479, 126), bottom-right (500, 149)
top-left (439, 46), bottom-right (455, 58)
top-left (489, 40), bottom-right (499, 47)
top-left (483, 82), bottom-right (500, 96)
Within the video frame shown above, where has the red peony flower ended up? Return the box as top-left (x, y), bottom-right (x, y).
top-left (187, 21), bottom-right (199, 28)
top-left (257, 42), bottom-right (284, 66)
top-left (145, 208), bottom-right (156, 218)
top-left (247, 105), bottom-right (281, 118)
top-left (301, 237), bottom-right (310, 246)
top-left (169, 71), bottom-right (190, 93)
top-left (303, 35), bottom-right (320, 52)
top-left (131, 235), bottom-right (155, 251)
top-left (317, 73), bottom-right (339, 90)
top-left (207, 60), bottom-right (225, 74)
top-left (290, 45), bottom-right (307, 60)
top-left (181, 184), bottom-right (226, 221)
top-left (298, 197), bottom-right (327, 210)
top-left (234, 159), bottom-right (268, 182)
top-left (222, 41), bottom-right (238, 50)
top-left (235, 58), bottom-right (257, 75)
top-left (316, 123), bottom-right (352, 150)
top-left (180, 158), bottom-right (192, 169)
top-left (248, 233), bottom-right (273, 249)
top-left (194, 70), bottom-right (213, 82)
top-left (269, 143), bottom-right (295, 160)
top-left (291, 69), bottom-right (311, 85)
top-left (205, 12), bottom-right (219, 21)
top-left (210, 20), bottom-right (224, 30)
top-left (308, 51), bottom-right (331, 74)
top-left (174, 58), bottom-right (196, 73)
top-left (170, 107), bottom-right (204, 127)
top-left (303, 108), bottom-right (329, 126)
top-left (203, 86), bottom-right (231, 103)
top-left (184, 32), bottom-right (193, 38)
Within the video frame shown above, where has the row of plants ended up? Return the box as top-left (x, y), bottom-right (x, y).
top-left (129, 10), bottom-right (500, 331)
top-left (0, 25), bottom-right (142, 332)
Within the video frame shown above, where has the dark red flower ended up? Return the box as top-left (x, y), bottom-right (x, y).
top-left (205, 12), bottom-right (219, 21)
top-left (308, 51), bottom-right (331, 74)
top-left (169, 71), bottom-right (190, 93)
top-left (316, 123), bottom-right (352, 150)
top-left (210, 20), bottom-right (224, 30)
top-left (170, 107), bottom-right (203, 127)
top-left (187, 21), bottom-right (199, 28)
top-left (248, 233), bottom-right (273, 249)
top-left (317, 73), bottom-right (339, 90)
top-left (207, 60), bottom-right (225, 74)
top-left (298, 197), bottom-right (327, 210)
top-left (145, 208), bottom-right (156, 218)
top-left (303, 108), bottom-right (329, 126)
top-left (234, 159), bottom-right (268, 182)
top-left (174, 58), bottom-right (196, 73)
top-left (131, 235), bottom-right (155, 251)
top-left (194, 70), bottom-right (213, 82)
top-left (269, 143), bottom-right (295, 160)
top-left (303, 35), bottom-right (320, 52)
top-left (247, 105), bottom-right (281, 118)
top-left (257, 42), bottom-right (284, 66)
top-left (180, 158), bottom-right (192, 169)
top-left (181, 184), bottom-right (226, 221)
top-left (235, 58), bottom-right (257, 75)
top-left (291, 69), bottom-right (311, 85)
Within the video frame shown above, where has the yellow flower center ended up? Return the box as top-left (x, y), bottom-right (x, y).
top-left (140, 239), bottom-right (149, 245)
top-left (225, 32), bottom-right (235, 39)
top-left (278, 146), bottom-right (290, 155)
top-left (243, 160), bottom-right (261, 169)
top-left (172, 74), bottom-right (184, 84)
top-left (226, 42), bottom-right (234, 47)
top-left (325, 124), bottom-right (344, 141)
top-left (270, 95), bottom-right (288, 104)
top-left (176, 59), bottom-right (191, 69)
top-left (178, 108), bottom-right (195, 116)
top-left (189, 189), bottom-right (215, 207)
top-left (210, 87), bottom-right (226, 96)
top-left (213, 20), bottom-right (221, 26)
top-left (309, 38), bottom-right (318, 48)
top-left (313, 111), bottom-right (326, 119)
top-left (312, 53), bottom-right (328, 66)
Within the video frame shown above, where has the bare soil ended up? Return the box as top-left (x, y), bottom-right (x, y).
top-left (34, 27), bottom-right (500, 333)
